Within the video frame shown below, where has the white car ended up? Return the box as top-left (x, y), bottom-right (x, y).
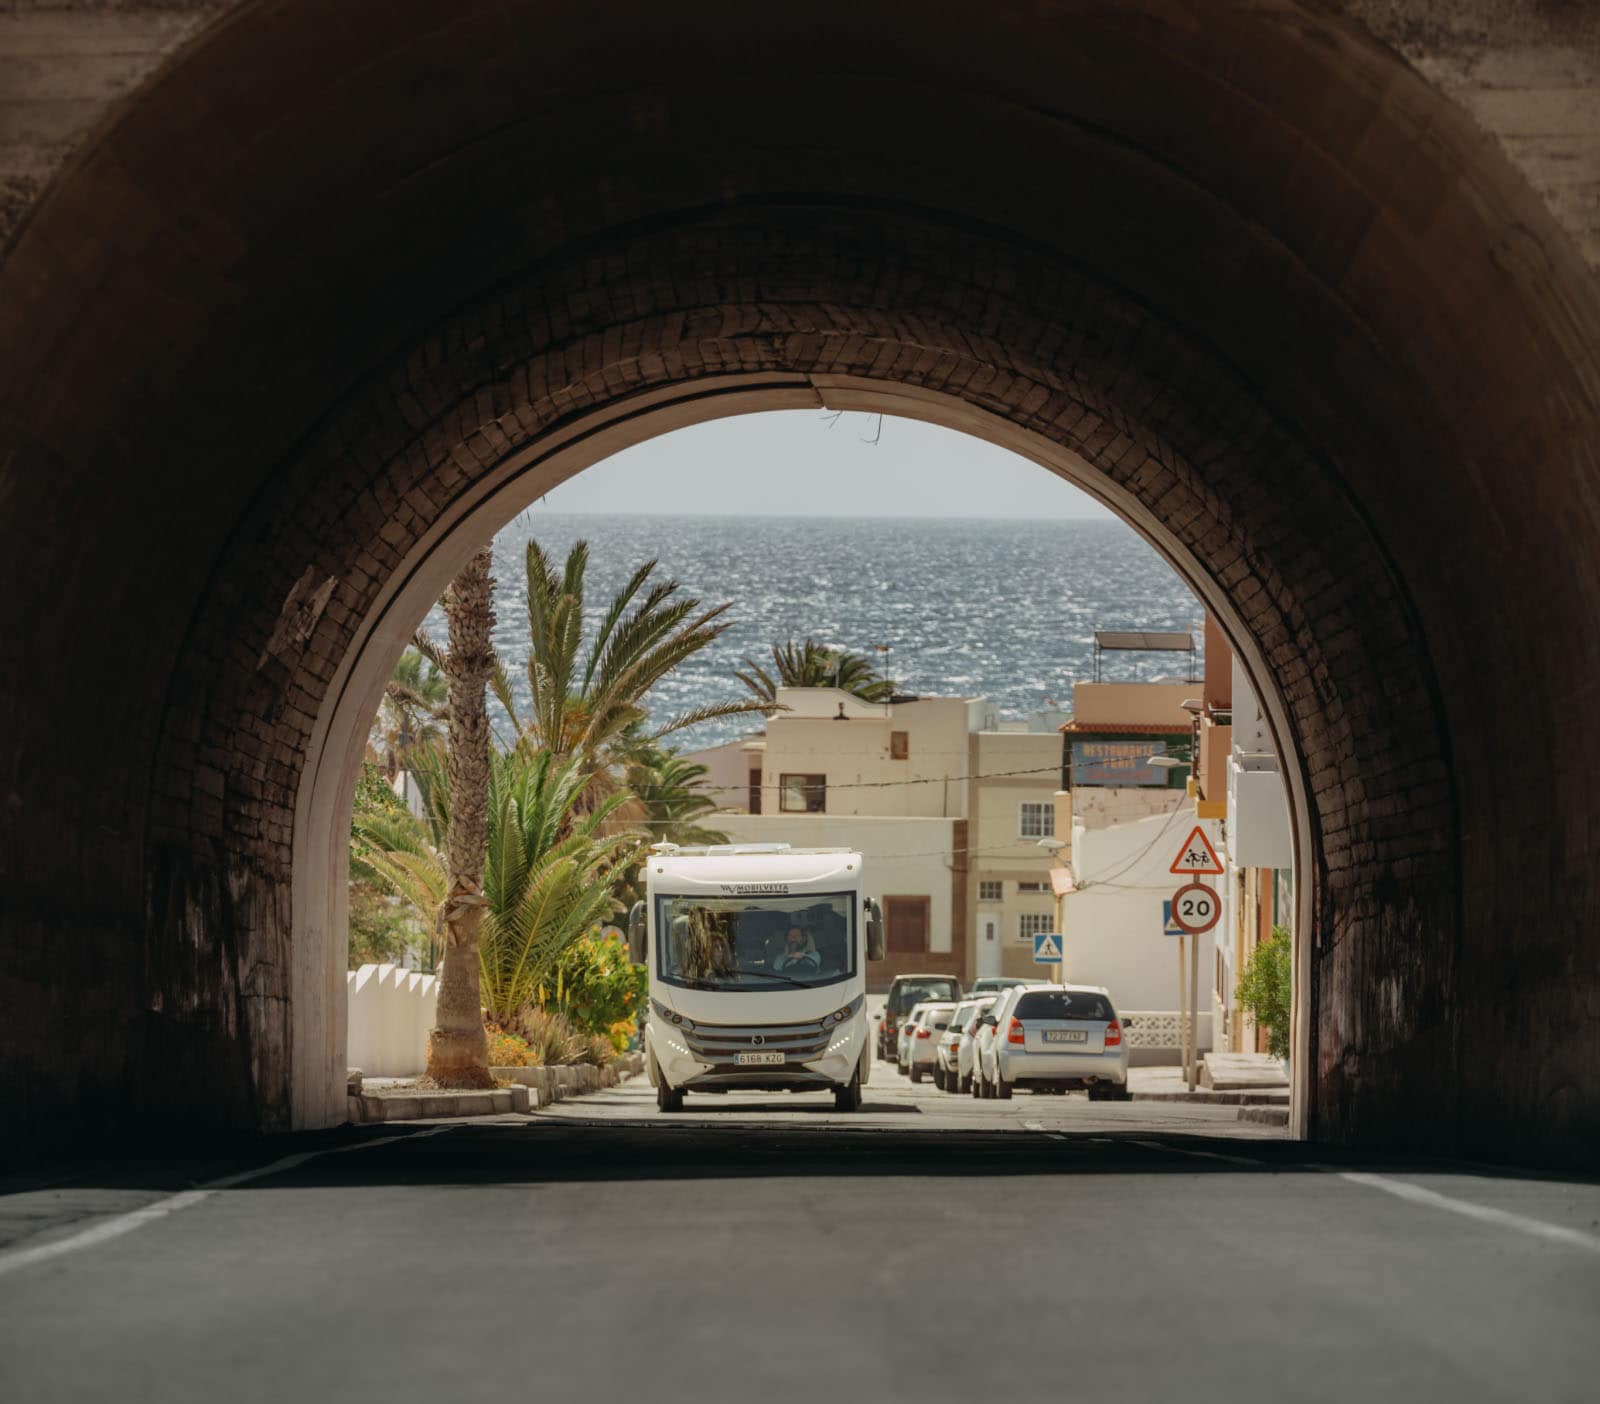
top-left (969, 1000), bottom-right (1003, 1099)
top-left (897, 1003), bottom-right (932, 1073)
top-left (976, 984), bottom-right (1130, 1100)
top-left (937, 997), bottom-right (994, 1093)
top-left (965, 976), bottom-right (1044, 998)
top-left (905, 1001), bottom-right (958, 1083)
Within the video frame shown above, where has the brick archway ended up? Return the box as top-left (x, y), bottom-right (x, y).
top-left (3, 1), bottom-right (1597, 1160)
top-left (164, 209), bottom-right (1435, 1140)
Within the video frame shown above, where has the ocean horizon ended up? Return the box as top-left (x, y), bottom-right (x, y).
top-left (429, 512), bottom-right (1205, 750)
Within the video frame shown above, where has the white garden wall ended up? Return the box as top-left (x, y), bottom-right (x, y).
top-left (346, 963), bottom-right (437, 1076)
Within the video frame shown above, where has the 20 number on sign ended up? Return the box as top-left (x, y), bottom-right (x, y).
top-left (1170, 882), bottom-right (1220, 934)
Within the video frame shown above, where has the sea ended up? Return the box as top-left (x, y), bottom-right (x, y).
top-left (452, 513), bottom-right (1203, 751)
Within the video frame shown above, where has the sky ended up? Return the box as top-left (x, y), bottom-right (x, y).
top-left (529, 410), bottom-right (1114, 518)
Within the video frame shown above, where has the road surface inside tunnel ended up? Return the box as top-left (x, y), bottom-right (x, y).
top-left (0, 1075), bottom-right (1596, 1404)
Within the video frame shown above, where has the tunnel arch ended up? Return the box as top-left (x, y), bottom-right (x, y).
top-left (151, 208), bottom-right (1450, 1141)
top-left (2, 1), bottom-right (1597, 1160)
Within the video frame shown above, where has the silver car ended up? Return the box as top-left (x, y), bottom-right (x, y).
top-left (976, 984), bottom-right (1130, 1100)
top-left (938, 996), bottom-right (994, 1093)
top-left (906, 1001), bottom-right (958, 1083)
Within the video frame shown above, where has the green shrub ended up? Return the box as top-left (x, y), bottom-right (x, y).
top-left (571, 1032), bottom-right (617, 1068)
top-left (347, 880), bottom-right (424, 969)
top-left (508, 1005), bottom-right (584, 1067)
top-left (1235, 925), bottom-right (1293, 1060)
top-left (545, 931), bottom-right (647, 1042)
top-left (484, 1024), bottom-right (536, 1068)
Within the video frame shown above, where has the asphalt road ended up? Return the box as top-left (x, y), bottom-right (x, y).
top-left (3, 1071), bottom-right (1597, 1404)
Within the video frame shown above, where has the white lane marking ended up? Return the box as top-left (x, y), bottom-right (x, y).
top-left (1335, 1172), bottom-right (1600, 1254)
top-left (1134, 1139), bottom-right (1262, 1167)
top-left (0, 1127), bottom-right (451, 1279)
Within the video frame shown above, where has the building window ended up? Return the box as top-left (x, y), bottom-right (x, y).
top-left (1019, 802), bottom-right (1054, 838)
top-left (1017, 881), bottom-right (1049, 894)
top-left (748, 768), bottom-right (762, 815)
top-left (1019, 913), bottom-right (1053, 942)
top-left (977, 880), bottom-right (1003, 902)
top-left (779, 773), bottom-right (826, 813)
top-left (885, 896), bottom-right (930, 953)
top-left (890, 730), bottom-right (909, 760)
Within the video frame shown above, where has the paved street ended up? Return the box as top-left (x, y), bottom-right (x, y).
top-left (2, 1071), bottom-right (1597, 1403)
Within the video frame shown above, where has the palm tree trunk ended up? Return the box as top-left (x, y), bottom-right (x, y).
top-left (426, 545), bottom-right (495, 1088)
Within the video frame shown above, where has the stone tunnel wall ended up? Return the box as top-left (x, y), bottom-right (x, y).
top-left (1, 0), bottom-right (1597, 1161)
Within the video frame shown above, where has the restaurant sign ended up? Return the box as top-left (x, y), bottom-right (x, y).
top-left (1071, 739), bottom-right (1172, 787)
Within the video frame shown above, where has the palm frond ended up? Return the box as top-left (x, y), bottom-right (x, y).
top-left (646, 698), bottom-right (774, 741)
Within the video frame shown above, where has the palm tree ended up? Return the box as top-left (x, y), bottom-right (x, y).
top-left (735, 637), bottom-right (893, 704)
top-left (428, 546), bottom-right (496, 1087)
top-left (373, 647), bottom-right (448, 778)
top-left (352, 743), bottom-right (637, 1023)
top-left (413, 539), bottom-right (767, 781)
top-left (504, 539), bottom-right (770, 763)
top-left (618, 734), bottom-right (729, 848)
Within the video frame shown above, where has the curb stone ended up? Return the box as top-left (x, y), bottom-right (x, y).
top-left (1132, 1090), bottom-right (1290, 1106)
top-left (350, 1058), bottom-right (644, 1122)
top-left (1237, 1105), bottom-right (1291, 1126)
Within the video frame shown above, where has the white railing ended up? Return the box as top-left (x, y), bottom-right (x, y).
top-left (347, 963), bottom-right (438, 1076)
top-left (1122, 1010), bottom-right (1212, 1051)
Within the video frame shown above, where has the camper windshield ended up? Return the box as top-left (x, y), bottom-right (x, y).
top-left (655, 892), bottom-right (857, 991)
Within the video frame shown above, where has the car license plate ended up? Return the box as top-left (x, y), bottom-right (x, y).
top-left (1044, 1030), bottom-right (1087, 1044)
top-left (735, 1051), bottom-right (785, 1066)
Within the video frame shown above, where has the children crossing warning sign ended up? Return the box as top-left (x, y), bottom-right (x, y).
top-left (1169, 825), bottom-right (1224, 875)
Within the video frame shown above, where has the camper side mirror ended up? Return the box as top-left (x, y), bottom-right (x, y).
top-left (627, 900), bottom-right (647, 965)
top-left (865, 898), bottom-right (885, 962)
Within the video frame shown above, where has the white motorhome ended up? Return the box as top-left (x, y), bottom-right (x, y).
top-left (628, 843), bottom-right (885, 1113)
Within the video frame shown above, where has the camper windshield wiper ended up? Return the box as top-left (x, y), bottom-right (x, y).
top-left (735, 966), bottom-right (820, 989)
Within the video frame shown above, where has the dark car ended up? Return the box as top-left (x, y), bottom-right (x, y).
top-left (877, 973), bottom-right (963, 1059)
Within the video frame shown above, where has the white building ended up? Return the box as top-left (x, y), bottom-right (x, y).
top-left (1062, 809), bottom-right (1221, 1059)
top-left (1216, 654), bottom-right (1294, 1052)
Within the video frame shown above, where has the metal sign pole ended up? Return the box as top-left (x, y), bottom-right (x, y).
top-left (1177, 932), bottom-right (1188, 1076)
top-left (1188, 920), bottom-right (1202, 1092)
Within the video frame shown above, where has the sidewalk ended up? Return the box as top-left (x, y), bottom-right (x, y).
top-left (1129, 1065), bottom-right (1289, 1106)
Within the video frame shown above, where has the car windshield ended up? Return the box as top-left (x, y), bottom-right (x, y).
top-left (655, 892), bottom-right (856, 991)
top-left (1013, 990), bottom-right (1115, 1021)
top-left (889, 978), bottom-right (960, 1014)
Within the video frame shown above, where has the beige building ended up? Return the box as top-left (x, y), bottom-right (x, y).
top-left (685, 688), bottom-right (1061, 989)
top-left (968, 727), bottom-right (1066, 980)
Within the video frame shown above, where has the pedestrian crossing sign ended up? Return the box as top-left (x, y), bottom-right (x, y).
top-left (1032, 932), bottom-right (1063, 964)
top-left (1162, 900), bottom-right (1185, 937)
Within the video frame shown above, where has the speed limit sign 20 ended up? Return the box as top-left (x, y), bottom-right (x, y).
top-left (1170, 882), bottom-right (1221, 934)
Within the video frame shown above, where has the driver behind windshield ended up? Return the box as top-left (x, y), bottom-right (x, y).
top-left (773, 925), bottom-right (821, 972)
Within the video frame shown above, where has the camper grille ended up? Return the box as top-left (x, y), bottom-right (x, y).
top-left (682, 1017), bottom-right (831, 1063)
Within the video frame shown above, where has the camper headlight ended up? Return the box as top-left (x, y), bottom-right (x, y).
top-left (825, 997), bottom-right (864, 1029)
top-left (651, 997), bottom-right (693, 1031)
top-left (824, 994), bottom-right (866, 1027)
